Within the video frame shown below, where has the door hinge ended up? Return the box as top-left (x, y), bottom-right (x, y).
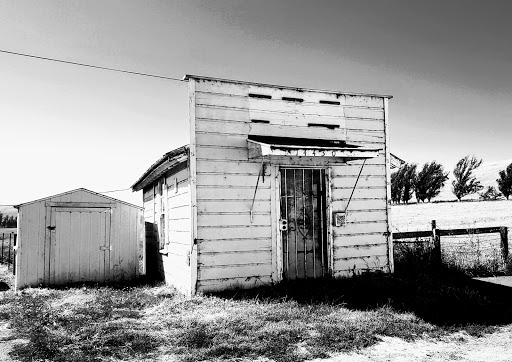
top-left (99, 245), bottom-right (112, 251)
top-left (47, 226), bottom-right (56, 230)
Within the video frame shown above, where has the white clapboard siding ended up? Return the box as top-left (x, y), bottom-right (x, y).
top-left (334, 243), bottom-right (388, 259)
top-left (197, 275), bottom-right (273, 292)
top-left (192, 83), bottom-right (385, 108)
top-left (198, 263), bottom-right (272, 281)
top-left (197, 200), bottom-right (271, 214)
top-left (333, 255), bottom-right (388, 271)
top-left (344, 210), bottom-right (388, 223)
top-left (189, 77), bottom-right (390, 292)
top-left (198, 238), bottom-right (272, 253)
top-left (196, 173), bottom-right (270, 187)
top-left (332, 175), bottom-right (386, 188)
top-left (336, 233), bottom-right (388, 247)
top-left (198, 213), bottom-right (271, 227)
top-left (198, 250), bottom-right (271, 267)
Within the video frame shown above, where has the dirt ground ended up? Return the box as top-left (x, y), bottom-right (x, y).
top-left (314, 325), bottom-right (512, 362)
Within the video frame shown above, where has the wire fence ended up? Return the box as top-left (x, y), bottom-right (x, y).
top-left (393, 221), bottom-right (509, 276)
top-left (0, 232), bottom-right (16, 271)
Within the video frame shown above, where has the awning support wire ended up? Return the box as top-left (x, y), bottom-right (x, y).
top-left (250, 158), bottom-right (265, 223)
top-left (344, 159), bottom-right (367, 213)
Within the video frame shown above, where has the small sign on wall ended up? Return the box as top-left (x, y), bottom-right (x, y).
top-left (333, 212), bottom-right (346, 227)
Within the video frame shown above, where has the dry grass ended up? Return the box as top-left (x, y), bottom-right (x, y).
top-left (2, 264), bottom-right (511, 362)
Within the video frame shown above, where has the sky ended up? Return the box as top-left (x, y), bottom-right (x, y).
top-left (1, 0), bottom-right (511, 207)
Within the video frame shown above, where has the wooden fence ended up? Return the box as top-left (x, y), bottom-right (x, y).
top-left (393, 220), bottom-right (509, 272)
top-left (0, 232), bottom-right (16, 271)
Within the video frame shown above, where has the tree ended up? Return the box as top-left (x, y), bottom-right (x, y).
top-left (0, 213), bottom-right (3, 228)
top-left (391, 164), bottom-right (417, 204)
top-left (415, 161), bottom-right (449, 202)
top-left (401, 163), bottom-right (417, 203)
top-left (497, 163), bottom-right (512, 200)
top-left (452, 155), bottom-right (483, 201)
top-left (391, 171), bottom-right (402, 204)
top-left (479, 186), bottom-right (503, 201)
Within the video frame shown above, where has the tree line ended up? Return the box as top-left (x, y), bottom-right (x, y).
top-left (391, 155), bottom-right (512, 204)
top-left (0, 213), bottom-right (17, 228)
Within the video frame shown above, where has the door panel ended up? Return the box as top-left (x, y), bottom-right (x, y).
top-left (280, 168), bottom-right (328, 280)
top-left (49, 207), bottom-right (111, 284)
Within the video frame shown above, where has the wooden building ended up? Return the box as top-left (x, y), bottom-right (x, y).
top-left (132, 75), bottom-right (393, 294)
top-left (14, 188), bottom-right (144, 290)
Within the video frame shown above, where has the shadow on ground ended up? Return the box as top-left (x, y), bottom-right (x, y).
top-left (213, 267), bottom-right (512, 328)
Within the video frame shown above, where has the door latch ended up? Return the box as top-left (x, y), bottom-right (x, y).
top-left (279, 219), bottom-right (288, 231)
top-left (99, 245), bottom-right (112, 251)
top-left (47, 226), bottom-right (56, 231)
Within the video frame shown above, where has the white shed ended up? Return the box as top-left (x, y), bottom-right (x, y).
top-left (14, 188), bottom-right (144, 289)
top-left (132, 75), bottom-right (393, 294)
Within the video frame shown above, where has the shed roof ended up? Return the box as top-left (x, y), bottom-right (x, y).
top-left (14, 188), bottom-right (142, 209)
top-left (183, 74), bottom-right (393, 99)
top-left (131, 145), bottom-right (189, 192)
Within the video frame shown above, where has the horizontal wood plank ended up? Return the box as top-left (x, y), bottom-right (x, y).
top-left (198, 263), bottom-right (271, 280)
top-left (198, 238), bottom-right (272, 253)
top-left (198, 250), bottom-right (271, 267)
top-left (197, 225), bottom-right (271, 240)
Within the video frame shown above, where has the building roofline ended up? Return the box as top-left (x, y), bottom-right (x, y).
top-left (14, 188), bottom-right (142, 209)
top-left (131, 145), bottom-right (189, 192)
top-left (183, 74), bottom-right (393, 99)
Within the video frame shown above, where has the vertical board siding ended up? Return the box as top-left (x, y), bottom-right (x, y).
top-left (15, 189), bottom-right (142, 289)
top-left (192, 79), bottom-right (390, 292)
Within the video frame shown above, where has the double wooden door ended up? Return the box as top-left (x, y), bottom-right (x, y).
top-left (280, 168), bottom-right (328, 279)
top-left (47, 207), bottom-right (111, 284)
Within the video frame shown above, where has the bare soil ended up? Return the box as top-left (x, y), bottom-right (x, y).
top-left (316, 325), bottom-right (512, 362)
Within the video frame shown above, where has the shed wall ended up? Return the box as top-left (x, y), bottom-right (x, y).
top-left (15, 189), bottom-right (143, 289)
top-left (191, 79), bottom-right (391, 292)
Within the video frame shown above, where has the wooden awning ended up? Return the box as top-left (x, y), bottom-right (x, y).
top-left (247, 135), bottom-right (381, 160)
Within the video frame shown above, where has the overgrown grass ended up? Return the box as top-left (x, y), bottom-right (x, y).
top-left (2, 248), bottom-right (512, 362)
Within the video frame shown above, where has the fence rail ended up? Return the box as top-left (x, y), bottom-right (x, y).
top-left (0, 232), bottom-right (16, 271)
top-left (393, 220), bottom-right (509, 274)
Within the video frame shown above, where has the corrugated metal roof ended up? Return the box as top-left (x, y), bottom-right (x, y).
top-left (183, 74), bottom-right (393, 99)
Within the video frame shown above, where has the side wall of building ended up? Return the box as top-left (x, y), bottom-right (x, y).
top-left (191, 78), bottom-right (390, 292)
top-left (143, 166), bottom-right (192, 294)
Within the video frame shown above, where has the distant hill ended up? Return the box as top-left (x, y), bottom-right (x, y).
top-left (434, 158), bottom-right (512, 201)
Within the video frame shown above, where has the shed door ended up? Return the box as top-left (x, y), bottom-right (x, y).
top-left (48, 207), bottom-right (111, 284)
top-left (280, 168), bottom-right (328, 279)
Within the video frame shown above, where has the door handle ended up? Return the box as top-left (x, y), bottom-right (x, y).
top-left (279, 219), bottom-right (288, 231)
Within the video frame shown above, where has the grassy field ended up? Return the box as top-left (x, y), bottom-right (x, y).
top-left (391, 200), bottom-right (512, 232)
top-left (391, 200), bottom-right (512, 276)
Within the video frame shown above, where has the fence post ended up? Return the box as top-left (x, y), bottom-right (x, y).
top-left (432, 220), bottom-right (441, 264)
top-left (8, 233), bottom-right (12, 268)
top-left (13, 234), bottom-right (16, 275)
top-left (1, 234), bottom-right (3, 263)
top-left (500, 227), bottom-right (509, 262)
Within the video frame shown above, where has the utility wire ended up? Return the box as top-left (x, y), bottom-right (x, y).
top-left (0, 49), bottom-right (185, 82)
top-left (99, 187), bottom-right (132, 194)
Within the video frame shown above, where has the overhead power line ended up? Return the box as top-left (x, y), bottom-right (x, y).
top-left (0, 49), bottom-right (185, 82)
top-left (99, 187), bottom-right (132, 194)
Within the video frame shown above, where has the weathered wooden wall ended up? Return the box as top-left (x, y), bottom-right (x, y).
top-left (15, 189), bottom-right (143, 289)
top-left (143, 167), bottom-right (192, 294)
top-left (190, 78), bottom-right (391, 292)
